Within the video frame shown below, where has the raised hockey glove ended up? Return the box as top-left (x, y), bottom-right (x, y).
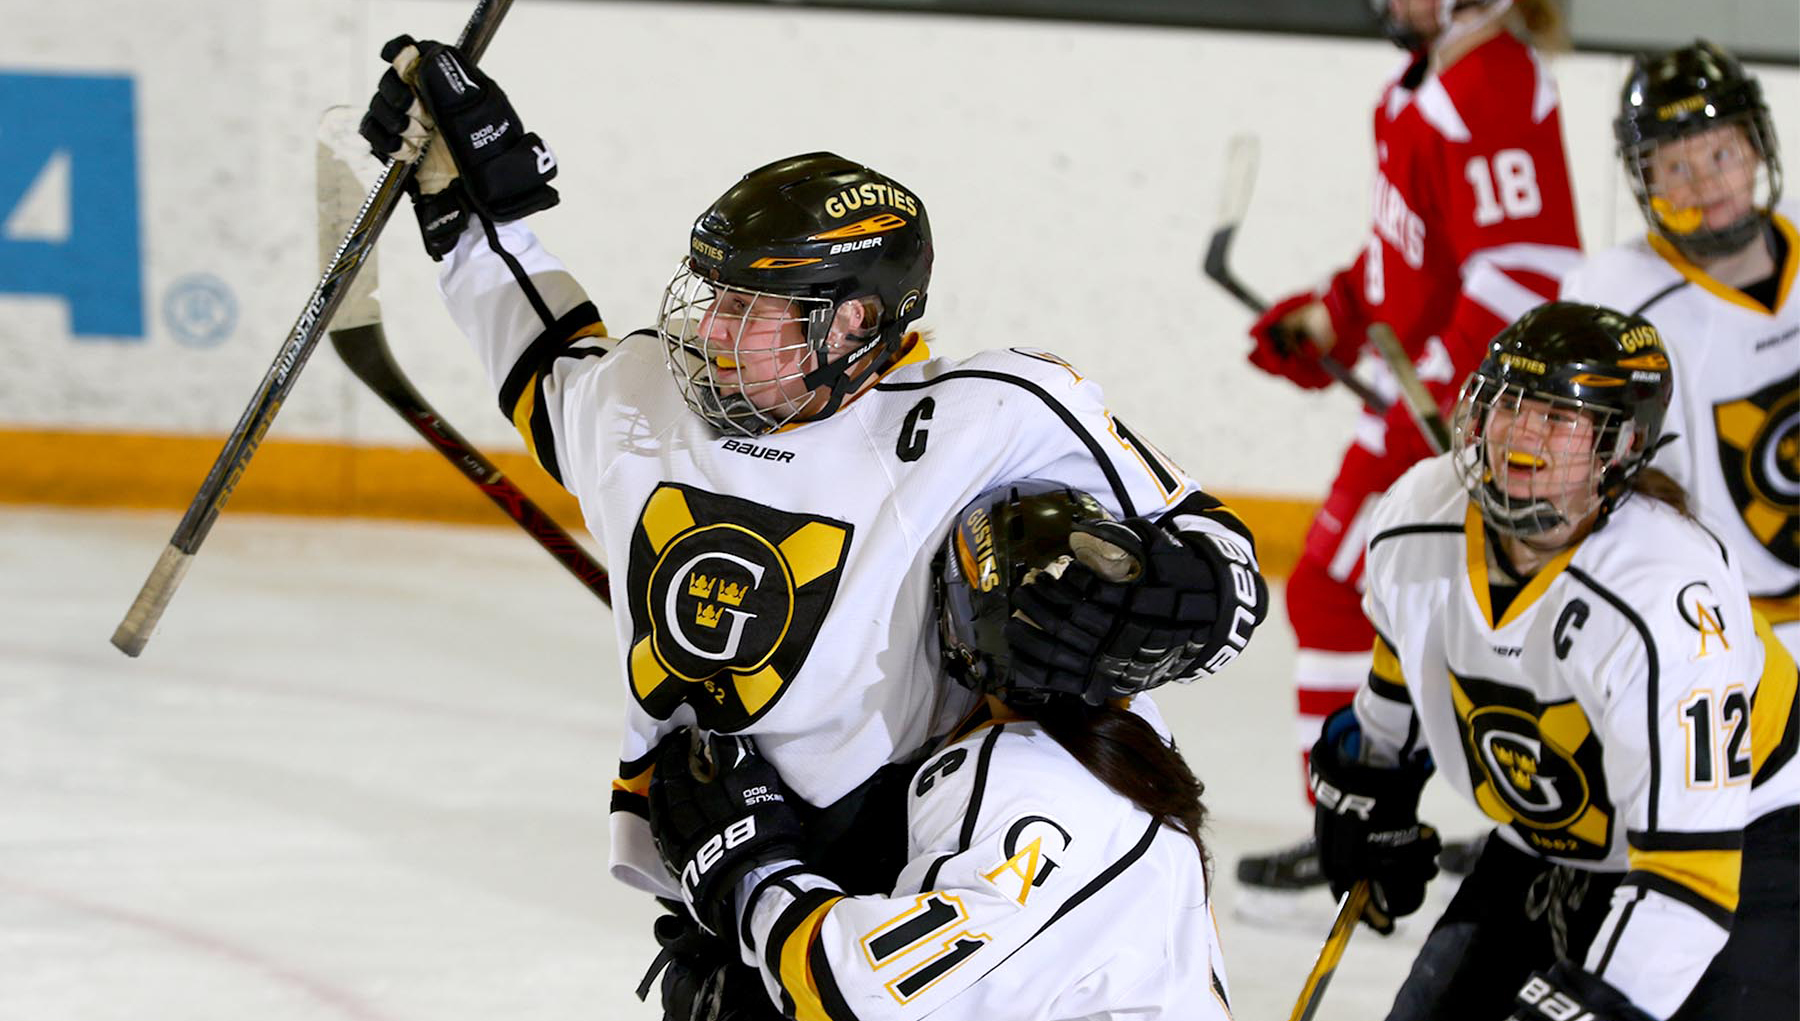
top-left (1508, 960), bottom-right (1656, 1021)
top-left (359, 35), bottom-right (558, 257)
top-left (1310, 707), bottom-right (1441, 934)
top-left (636, 903), bottom-right (786, 1021)
top-left (1006, 518), bottom-right (1267, 702)
top-left (1247, 291), bottom-right (1337, 389)
top-left (647, 728), bottom-right (804, 937)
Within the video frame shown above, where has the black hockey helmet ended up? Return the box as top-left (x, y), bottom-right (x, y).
top-left (1615, 40), bottom-right (1782, 259)
top-left (1450, 301), bottom-right (1675, 545)
top-left (660, 152), bottom-right (933, 435)
top-left (936, 481), bottom-right (1112, 704)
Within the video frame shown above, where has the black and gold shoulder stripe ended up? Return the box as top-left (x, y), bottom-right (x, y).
top-left (609, 746), bottom-right (655, 820)
top-left (765, 887), bottom-right (858, 1021)
top-left (1751, 612), bottom-right (1799, 787)
top-left (496, 301), bottom-right (608, 486)
top-left (1368, 629), bottom-right (1411, 705)
top-left (1624, 828), bottom-right (1743, 929)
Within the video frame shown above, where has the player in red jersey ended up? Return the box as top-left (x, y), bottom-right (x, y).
top-left (1239, 0), bottom-right (1583, 902)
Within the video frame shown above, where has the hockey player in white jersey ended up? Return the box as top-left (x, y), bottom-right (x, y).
top-left (1310, 302), bottom-right (1798, 1020)
top-left (1561, 41), bottom-right (1797, 656)
top-left (642, 481), bottom-right (1233, 1021)
top-left (356, 35), bottom-right (1268, 1018)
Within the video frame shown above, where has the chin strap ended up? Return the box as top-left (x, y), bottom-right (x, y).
top-left (794, 322), bottom-right (900, 424)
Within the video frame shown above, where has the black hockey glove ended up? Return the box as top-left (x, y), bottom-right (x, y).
top-left (648, 728), bottom-right (804, 937)
top-left (359, 35), bottom-right (558, 258)
top-left (1310, 707), bottom-right (1441, 934)
top-left (1508, 960), bottom-right (1656, 1021)
top-left (635, 903), bottom-right (785, 1021)
top-left (1005, 517), bottom-right (1267, 703)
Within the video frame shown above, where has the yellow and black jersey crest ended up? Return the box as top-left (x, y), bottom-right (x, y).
top-left (625, 483), bottom-right (853, 731)
top-left (1713, 371), bottom-right (1799, 569)
top-left (1450, 671), bottom-right (1616, 861)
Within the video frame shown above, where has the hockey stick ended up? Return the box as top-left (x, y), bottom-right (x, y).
top-left (111, 0), bottom-right (515, 657)
top-left (1287, 879), bottom-right (1372, 1021)
top-left (1202, 134), bottom-right (1390, 413)
top-left (315, 108), bottom-right (612, 608)
top-left (1366, 323), bottom-right (1451, 454)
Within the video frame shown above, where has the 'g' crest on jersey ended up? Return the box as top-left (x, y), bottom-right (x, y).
top-left (1449, 670), bottom-right (1616, 859)
top-left (626, 483), bottom-right (853, 731)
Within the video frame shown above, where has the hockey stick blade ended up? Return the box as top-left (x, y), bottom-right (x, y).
top-left (1288, 880), bottom-right (1371, 1021)
top-left (316, 108), bottom-right (612, 607)
top-left (110, 0), bottom-right (516, 657)
top-left (1366, 323), bottom-right (1451, 454)
top-left (1199, 134), bottom-right (1390, 413)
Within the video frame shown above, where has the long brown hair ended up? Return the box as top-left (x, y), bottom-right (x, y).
top-left (1628, 466), bottom-right (1694, 518)
top-left (1016, 698), bottom-right (1210, 874)
top-left (1509, 0), bottom-right (1569, 52)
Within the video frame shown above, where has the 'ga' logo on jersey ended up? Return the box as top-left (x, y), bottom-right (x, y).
top-left (1451, 671), bottom-right (1615, 861)
top-left (1713, 373), bottom-right (1798, 569)
top-left (624, 483), bottom-right (853, 731)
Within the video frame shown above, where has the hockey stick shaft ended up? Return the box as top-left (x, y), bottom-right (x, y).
top-left (1366, 323), bottom-right (1451, 455)
top-left (329, 324), bottom-right (612, 606)
top-left (1288, 880), bottom-right (1371, 1021)
top-left (111, 0), bottom-right (515, 657)
top-left (1202, 135), bottom-right (1390, 413)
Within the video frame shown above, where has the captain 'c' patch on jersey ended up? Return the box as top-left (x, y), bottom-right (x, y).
top-left (624, 483), bottom-right (853, 731)
top-left (1712, 372), bottom-right (1799, 568)
top-left (1450, 671), bottom-right (1615, 860)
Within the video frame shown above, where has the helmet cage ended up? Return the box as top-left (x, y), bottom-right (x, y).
top-left (1450, 372), bottom-right (1647, 547)
top-left (1616, 45), bottom-right (1784, 260)
top-left (659, 262), bottom-right (841, 436)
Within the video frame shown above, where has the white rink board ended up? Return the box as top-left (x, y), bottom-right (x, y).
top-left (2, 0), bottom-right (1795, 498)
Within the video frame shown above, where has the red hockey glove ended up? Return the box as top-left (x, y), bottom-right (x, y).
top-left (1247, 291), bottom-right (1336, 389)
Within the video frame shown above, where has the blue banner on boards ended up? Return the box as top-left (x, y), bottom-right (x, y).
top-left (0, 72), bottom-right (144, 339)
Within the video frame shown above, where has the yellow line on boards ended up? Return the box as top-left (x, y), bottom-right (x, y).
top-left (0, 428), bottom-right (1313, 577)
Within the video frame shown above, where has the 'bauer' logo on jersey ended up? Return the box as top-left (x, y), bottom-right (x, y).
top-left (1450, 671), bottom-right (1615, 861)
top-left (624, 484), bottom-right (853, 731)
top-left (1712, 373), bottom-right (1799, 569)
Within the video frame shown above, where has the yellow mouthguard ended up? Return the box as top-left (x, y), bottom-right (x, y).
top-left (1506, 451), bottom-right (1548, 470)
top-left (1651, 197), bottom-right (1704, 235)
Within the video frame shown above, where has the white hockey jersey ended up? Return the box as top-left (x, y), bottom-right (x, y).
top-left (737, 702), bottom-right (1232, 1021)
top-left (1560, 205), bottom-right (1799, 649)
top-left (1358, 456), bottom-right (1800, 1018)
top-left (436, 221), bottom-right (1259, 897)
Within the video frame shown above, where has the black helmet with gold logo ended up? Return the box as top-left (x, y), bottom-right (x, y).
top-left (660, 153), bottom-right (933, 435)
top-left (1451, 302), bottom-right (1675, 543)
top-left (1615, 41), bottom-right (1782, 259)
top-left (937, 481), bottom-right (1111, 702)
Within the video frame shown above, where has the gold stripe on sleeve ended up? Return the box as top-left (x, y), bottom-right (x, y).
top-left (780, 895), bottom-right (846, 1021)
top-left (1627, 847), bottom-right (1742, 913)
top-left (1751, 612), bottom-right (1799, 777)
top-left (1372, 634), bottom-right (1406, 688)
